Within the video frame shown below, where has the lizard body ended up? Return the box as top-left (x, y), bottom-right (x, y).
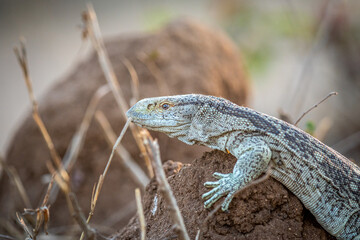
top-left (126, 94), bottom-right (360, 239)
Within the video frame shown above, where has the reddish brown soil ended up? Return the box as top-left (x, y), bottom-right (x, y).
top-left (116, 150), bottom-right (335, 240)
top-left (1, 19), bottom-right (248, 234)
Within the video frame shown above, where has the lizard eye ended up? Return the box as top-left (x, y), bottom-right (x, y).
top-left (160, 102), bottom-right (170, 110)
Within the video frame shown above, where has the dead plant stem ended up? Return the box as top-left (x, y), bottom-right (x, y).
top-left (80, 118), bottom-right (132, 240)
top-left (294, 92), bottom-right (337, 126)
top-left (142, 133), bottom-right (190, 240)
top-left (95, 111), bottom-right (149, 188)
top-left (83, 4), bottom-right (154, 178)
top-left (135, 188), bottom-right (146, 240)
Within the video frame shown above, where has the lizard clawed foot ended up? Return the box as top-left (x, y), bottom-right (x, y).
top-left (202, 172), bottom-right (242, 211)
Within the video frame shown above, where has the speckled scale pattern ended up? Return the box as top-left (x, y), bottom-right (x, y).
top-left (126, 94), bottom-right (360, 240)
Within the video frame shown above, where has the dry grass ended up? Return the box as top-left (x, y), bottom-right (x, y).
top-left (140, 131), bottom-right (190, 240)
top-left (95, 111), bottom-right (149, 188)
top-left (13, 40), bottom-right (76, 240)
top-left (0, 157), bottom-right (31, 209)
top-left (135, 188), bottom-right (146, 240)
top-left (84, 117), bottom-right (131, 229)
top-left (48, 84), bottom-right (111, 205)
top-left (294, 92), bottom-right (338, 126)
top-left (2, 5), bottom-right (188, 239)
top-left (83, 4), bottom-right (154, 180)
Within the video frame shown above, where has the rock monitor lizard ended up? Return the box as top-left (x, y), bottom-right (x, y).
top-left (126, 94), bottom-right (360, 239)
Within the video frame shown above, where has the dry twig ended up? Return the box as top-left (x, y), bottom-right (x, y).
top-left (141, 131), bottom-right (190, 240)
top-left (133, 127), bottom-right (155, 178)
top-left (80, 118), bottom-right (132, 240)
top-left (0, 234), bottom-right (16, 240)
top-left (82, 4), bottom-right (154, 178)
top-left (14, 40), bottom-right (67, 181)
top-left (83, 4), bottom-right (128, 115)
top-left (48, 84), bottom-right (111, 205)
top-left (135, 188), bottom-right (146, 240)
top-left (0, 157), bottom-right (32, 209)
top-left (16, 212), bottom-right (33, 239)
top-left (294, 91), bottom-right (337, 126)
top-left (14, 40), bottom-right (73, 239)
top-left (0, 219), bottom-right (23, 240)
top-left (14, 40), bottom-right (93, 240)
top-left (23, 206), bottom-right (50, 237)
top-left (99, 118), bottom-right (131, 187)
top-left (64, 85), bottom-right (111, 171)
top-left (69, 193), bottom-right (96, 240)
top-left (122, 58), bottom-right (140, 106)
top-left (95, 111), bottom-right (149, 188)
top-left (46, 161), bottom-right (70, 195)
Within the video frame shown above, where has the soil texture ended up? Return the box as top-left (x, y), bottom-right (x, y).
top-left (116, 150), bottom-right (335, 240)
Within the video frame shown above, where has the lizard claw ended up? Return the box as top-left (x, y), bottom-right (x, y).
top-left (202, 172), bottom-right (242, 210)
top-left (202, 185), bottom-right (220, 199)
top-left (204, 181), bottom-right (220, 188)
top-left (204, 189), bottom-right (225, 208)
top-left (221, 190), bottom-right (236, 211)
top-left (203, 172), bottom-right (231, 188)
top-left (213, 172), bottom-right (231, 179)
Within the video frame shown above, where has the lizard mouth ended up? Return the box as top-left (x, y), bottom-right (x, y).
top-left (130, 117), bottom-right (188, 129)
top-left (126, 106), bottom-right (189, 128)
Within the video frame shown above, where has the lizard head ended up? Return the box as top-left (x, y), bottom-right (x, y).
top-left (126, 95), bottom-right (200, 138)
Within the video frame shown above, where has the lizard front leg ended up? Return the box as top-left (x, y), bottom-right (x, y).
top-left (202, 136), bottom-right (271, 211)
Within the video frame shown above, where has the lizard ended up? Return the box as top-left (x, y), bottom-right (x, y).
top-left (126, 94), bottom-right (360, 239)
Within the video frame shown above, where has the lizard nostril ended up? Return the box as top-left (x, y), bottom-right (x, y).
top-left (147, 104), bottom-right (153, 110)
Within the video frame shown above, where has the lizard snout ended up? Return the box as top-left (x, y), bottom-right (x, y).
top-left (126, 105), bottom-right (137, 119)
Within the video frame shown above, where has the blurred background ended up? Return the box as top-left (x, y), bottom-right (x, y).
top-left (1, 1), bottom-right (360, 238)
top-left (1, 0), bottom-right (360, 159)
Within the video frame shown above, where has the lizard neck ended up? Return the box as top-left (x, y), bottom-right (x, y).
top-left (181, 104), bottom-right (234, 151)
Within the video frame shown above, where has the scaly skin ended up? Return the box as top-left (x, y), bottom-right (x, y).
top-left (126, 94), bottom-right (360, 239)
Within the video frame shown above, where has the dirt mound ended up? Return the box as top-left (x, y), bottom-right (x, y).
top-left (116, 150), bottom-right (334, 240)
top-left (1, 19), bottom-right (249, 233)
